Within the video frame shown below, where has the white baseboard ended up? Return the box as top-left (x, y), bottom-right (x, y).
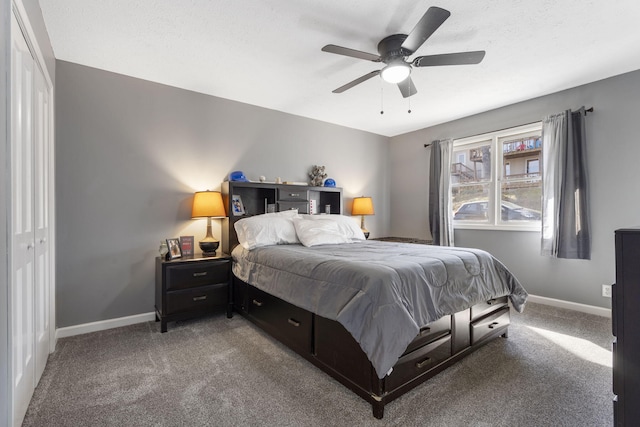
top-left (54, 294), bottom-right (610, 339)
top-left (56, 312), bottom-right (156, 339)
top-left (527, 294), bottom-right (611, 318)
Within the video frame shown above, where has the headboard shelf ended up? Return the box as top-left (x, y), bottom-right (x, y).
top-left (221, 181), bottom-right (343, 253)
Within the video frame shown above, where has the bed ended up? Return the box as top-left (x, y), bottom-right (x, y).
top-left (224, 198), bottom-right (528, 419)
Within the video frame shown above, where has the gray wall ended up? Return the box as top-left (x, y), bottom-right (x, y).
top-left (390, 69), bottom-right (640, 309)
top-left (55, 60), bottom-right (390, 328)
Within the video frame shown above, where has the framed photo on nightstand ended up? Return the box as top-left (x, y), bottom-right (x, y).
top-left (231, 194), bottom-right (245, 216)
top-left (180, 236), bottom-right (194, 256)
top-left (166, 238), bottom-right (182, 260)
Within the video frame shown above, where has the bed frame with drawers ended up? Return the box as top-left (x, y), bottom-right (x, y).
top-left (232, 277), bottom-right (510, 419)
top-left (221, 181), bottom-right (511, 418)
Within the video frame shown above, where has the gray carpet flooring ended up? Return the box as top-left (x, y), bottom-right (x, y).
top-left (23, 302), bottom-right (613, 426)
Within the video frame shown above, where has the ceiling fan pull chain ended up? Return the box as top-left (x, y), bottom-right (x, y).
top-left (408, 82), bottom-right (412, 114)
top-left (380, 85), bottom-right (384, 115)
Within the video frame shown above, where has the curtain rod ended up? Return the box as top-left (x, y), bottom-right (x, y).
top-left (424, 106), bottom-right (594, 148)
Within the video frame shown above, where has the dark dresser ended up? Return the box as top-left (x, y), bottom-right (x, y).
top-left (613, 228), bottom-right (640, 425)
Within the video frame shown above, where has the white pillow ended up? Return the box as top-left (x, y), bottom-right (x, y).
top-left (234, 211), bottom-right (299, 250)
top-left (298, 214), bottom-right (366, 241)
top-left (292, 217), bottom-right (352, 247)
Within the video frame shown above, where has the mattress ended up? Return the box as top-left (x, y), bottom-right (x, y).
top-left (232, 240), bottom-right (527, 378)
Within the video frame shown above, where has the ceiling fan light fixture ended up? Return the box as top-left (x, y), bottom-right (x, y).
top-left (380, 62), bottom-right (411, 84)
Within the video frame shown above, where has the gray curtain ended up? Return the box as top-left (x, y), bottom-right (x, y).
top-left (428, 139), bottom-right (454, 246)
top-left (541, 107), bottom-right (591, 259)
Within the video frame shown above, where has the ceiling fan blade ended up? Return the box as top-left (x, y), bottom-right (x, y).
top-left (332, 70), bottom-right (380, 93)
top-left (412, 51), bottom-right (486, 67)
top-left (397, 77), bottom-right (417, 98)
top-left (401, 6), bottom-right (451, 54)
top-left (322, 44), bottom-right (381, 62)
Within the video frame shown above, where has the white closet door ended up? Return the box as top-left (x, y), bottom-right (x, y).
top-left (11, 13), bottom-right (36, 426)
top-left (33, 62), bottom-right (51, 382)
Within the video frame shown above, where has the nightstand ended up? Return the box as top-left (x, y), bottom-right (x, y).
top-left (155, 253), bottom-right (232, 332)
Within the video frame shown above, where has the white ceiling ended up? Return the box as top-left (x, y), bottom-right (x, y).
top-left (39, 0), bottom-right (640, 137)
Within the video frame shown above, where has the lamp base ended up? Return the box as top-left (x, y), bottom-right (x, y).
top-left (361, 216), bottom-right (370, 239)
top-left (199, 240), bottom-right (219, 257)
top-left (199, 216), bottom-right (220, 257)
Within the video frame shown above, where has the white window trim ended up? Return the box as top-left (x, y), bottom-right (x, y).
top-left (452, 122), bottom-right (543, 232)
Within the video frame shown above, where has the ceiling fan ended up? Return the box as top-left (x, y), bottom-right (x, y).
top-left (322, 6), bottom-right (486, 98)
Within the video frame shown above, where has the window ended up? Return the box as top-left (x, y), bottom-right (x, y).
top-left (451, 123), bottom-right (542, 230)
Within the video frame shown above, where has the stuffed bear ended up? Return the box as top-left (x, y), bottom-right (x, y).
top-left (309, 165), bottom-right (327, 187)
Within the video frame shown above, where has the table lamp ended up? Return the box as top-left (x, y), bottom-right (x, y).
top-left (192, 190), bottom-right (226, 256)
top-left (352, 196), bottom-right (374, 239)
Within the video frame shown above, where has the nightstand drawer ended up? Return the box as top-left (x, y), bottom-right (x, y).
top-left (278, 187), bottom-right (309, 201)
top-left (166, 260), bottom-right (230, 291)
top-left (165, 283), bottom-right (228, 315)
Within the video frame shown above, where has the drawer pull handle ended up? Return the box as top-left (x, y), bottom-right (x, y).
top-left (415, 357), bottom-right (432, 369)
top-left (289, 193), bottom-right (299, 197)
top-left (193, 272), bottom-right (208, 277)
top-left (287, 318), bottom-right (300, 327)
top-left (193, 296), bottom-right (207, 301)
top-left (418, 326), bottom-right (431, 335)
top-left (488, 322), bottom-right (499, 329)
top-left (487, 299), bottom-right (497, 305)
top-left (252, 299), bottom-right (264, 307)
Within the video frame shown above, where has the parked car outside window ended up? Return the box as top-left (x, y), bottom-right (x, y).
top-left (454, 201), bottom-right (541, 221)
top-left (453, 201), bottom-right (489, 220)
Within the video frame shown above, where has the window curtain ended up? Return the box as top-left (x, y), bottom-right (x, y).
top-left (541, 107), bottom-right (591, 259)
top-left (428, 139), bottom-right (454, 246)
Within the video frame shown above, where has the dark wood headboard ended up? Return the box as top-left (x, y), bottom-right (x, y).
top-left (221, 181), bottom-right (343, 254)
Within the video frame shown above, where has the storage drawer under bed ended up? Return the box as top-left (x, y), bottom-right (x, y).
top-left (470, 296), bottom-right (508, 321)
top-left (314, 313), bottom-right (454, 393)
top-left (403, 316), bottom-right (451, 354)
top-left (385, 334), bottom-right (452, 391)
top-left (248, 286), bottom-right (312, 354)
top-left (470, 307), bottom-right (510, 344)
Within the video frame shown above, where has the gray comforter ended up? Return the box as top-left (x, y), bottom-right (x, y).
top-left (232, 240), bottom-right (528, 379)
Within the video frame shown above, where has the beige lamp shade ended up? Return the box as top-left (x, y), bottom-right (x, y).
top-left (192, 191), bottom-right (226, 218)
top-left (352, 196), bottom-right (375, 216)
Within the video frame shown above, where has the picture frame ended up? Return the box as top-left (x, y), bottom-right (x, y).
top-left (231, 194), bottom-right (245, 216)
top-left (166, 238), bottom-right (182, 260)
top-left (180, 235), bottom-right (194, 257)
